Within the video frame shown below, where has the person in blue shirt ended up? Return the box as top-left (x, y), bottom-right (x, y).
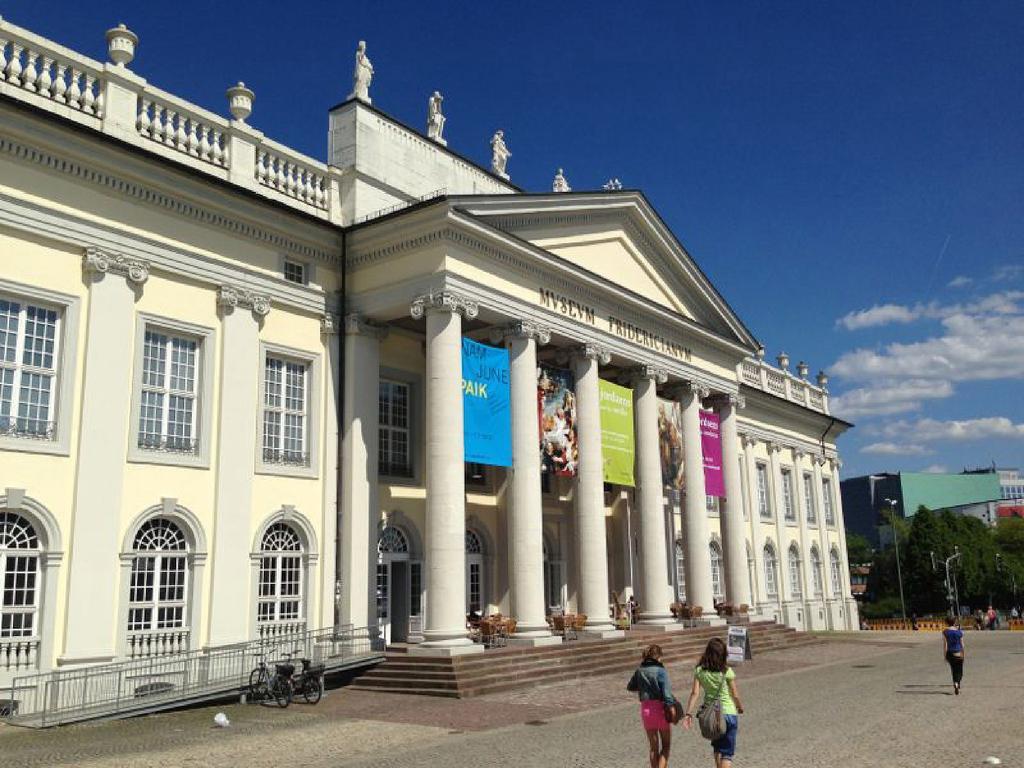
top-left (627, 644), bottom-right (677, 768)
top-left (942, 616), bottom-right (965, 695)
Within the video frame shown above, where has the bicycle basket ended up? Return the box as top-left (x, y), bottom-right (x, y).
top-left (275, 663), bottom-right (295, 677)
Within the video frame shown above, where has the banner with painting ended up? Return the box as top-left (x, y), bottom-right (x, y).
top-left (537, 365), bottom-right (577, 476)
top-left (599, 379), bottom-right (635, 486)
top-left (461, 337), bottom-right (511, 466)
top-left (657, 399), bottom-right (725, 496)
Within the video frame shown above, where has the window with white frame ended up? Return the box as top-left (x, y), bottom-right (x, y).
top-left (0, 512), bottom-right (40, 640)
top-left (0, 297), bottom-right (60, 440)
top-left (763, 544), bottom-right (778, 598)
top-left (257, 523), bottom-right (304, 625)
top-left (803, 473), bottom-right (817, 524)
top-left (709, 541), bottom-right (724, 600)
top-left (830, 548), bottom-right (842, 595)
top-left (127, 519), bottom-right (188, 634)
top-left (465, 529), bottom-right (484, 614)
top-left (781, 468), bottom-right (795, 521)
top-left (706, 495), bottom-right (718, 514)
top-left (810, 547), bottom-right (823, 596)
top-left (283, 260), bottom-right (306, 285)
top-left (756, 463), bottom-right (771, 518)
top-left (788, 545), bottom-right (802, 598)
top-left (138, 329), bottom-right (200, 453)
top-left (674, 540), bottom-right (686, 602)
top-left (263, 356), bottom-right (309, 466)
top-left (822, 478), bottom-right (836, 525)
top-left (379, 380), bottom-right (412, 478)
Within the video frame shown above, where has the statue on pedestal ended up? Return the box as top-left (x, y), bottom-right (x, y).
top-left (427, 91), bottom-right (446, 146)
top-left (552, 168), bottom-right (571, 193)
top-left (490, 130), bottom-right (511, 180)
top-left (349, 41), bottom-right (373, 103)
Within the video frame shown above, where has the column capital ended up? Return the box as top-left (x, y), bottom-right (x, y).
top-left (341, 313), bottom-right (389, 339)
top-left (83, 247), bottom-right (149, 286)
top-left (828, 456), bottom-right (842, 471)
top-left (492, 320), bottom-right (551, 346)
top-left (217, 285), bottom-right (271, 317)
top-left (626, 364), bottom-right (668, 385)
top-left (814, 454), bottom-right (828, 467)
top-left (767, 440), bottom-right (784, 454)
top-left (567, 343), bottom-right (611, 365)
top-left (793, 447), bottom-right (808, 461)
top-left (708, 392), bottom-right (745, 410)
top-left (739, 432), bottom-right (758, 449)
top-left (670, 379), bottom-right (711, 401)
top-left (410, 291), bottom-right (479, 320)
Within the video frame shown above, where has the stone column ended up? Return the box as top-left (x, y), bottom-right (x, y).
top-left (768, 442), bottom-right (792, 606)
top-left (499, 322), bottom-right (560, 645)
top-left (207, 286), bottom-right (269, 647)
top-left (741, 434), bottom-right (766, 610)
top-left (62, 249), bottom-right (148, 664)
top-left (630, 365), bottom-right (676, 627)
top-left (792, 449), bottom-right (816, 613)
top-left (338, 314), bottom-right (387, 630)
top-left (675, 380), bottom-right (716, 618)
top-left (715, 394), bottom-right (751, 609)
top-left (409, 292), bottom-right (483, 655)
top-left (829, 458), bottom-right (859, 629)
top-left (571, 344), bottom-right (620, 636)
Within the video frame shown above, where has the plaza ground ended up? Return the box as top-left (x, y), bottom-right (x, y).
top-left (2, 631), bottom-right (1022, 767)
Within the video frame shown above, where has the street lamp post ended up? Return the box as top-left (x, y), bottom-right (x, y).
top-left (933, 547), bottom-right (962, 618)
top-left (884, 498), bottom-right (907, 622)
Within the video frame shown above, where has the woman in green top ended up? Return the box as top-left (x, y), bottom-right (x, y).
top-left (683, 637), bottom-right (744, 768)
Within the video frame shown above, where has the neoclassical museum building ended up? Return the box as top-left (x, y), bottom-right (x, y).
top-left (0, 18), bottom-right (857, 681)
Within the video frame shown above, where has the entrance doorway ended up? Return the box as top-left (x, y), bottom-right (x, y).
top-left (377, 525), bottom-right (418, 645)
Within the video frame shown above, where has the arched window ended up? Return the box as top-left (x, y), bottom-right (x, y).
top-left (465, 530), bottom-right (483, 555)
top-left (709, 541), bottom-right (724, 600)
top-left (378, 525), bottom-right (409, 554)
top-left (763, 544), bottom-right (778, 598)
top-left (127, 519), bottom-right (188, 634)
top-left (810, 547), bottom-right (824, 597)
top-left (788, 544), bottom-right (803, 599)
top-left (0, 512), bottom-right (40, 640)
top-left (257, 523), bottom-right (303, 626)
top-left (465, 529), bottom-right (484, 613)
top-left (830, 548), bottom-right (843, 595)
top-left (674, 540), bottom-right (687, 602)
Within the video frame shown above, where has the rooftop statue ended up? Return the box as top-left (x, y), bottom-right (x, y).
top-left (490, 130), bottom-right (511, 180)
top-left (552, 168), bottom-right (571, 193)
top-left (427, 91), bottom-right (447, 146)
top-left (349, 41), bottom-right (374, 104)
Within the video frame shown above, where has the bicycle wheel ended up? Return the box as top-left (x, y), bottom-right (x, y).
top-left (248, 666), bottom-right (269, 701)
top-left (270, 675), bottom-right (291, 708)
top-left (302, 676), bottom-right (323, 704)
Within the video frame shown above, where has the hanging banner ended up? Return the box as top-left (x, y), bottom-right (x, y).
top-left (538, 365), bottom-right (578, 476)
top-left (658, 398), bottom-right (685, 490)
top-left (462, 337), bottom-right (511, 466)
top-left (599, 379), bottom-right (635, 486)
top-left (701, 411), bottom-right (724, 497)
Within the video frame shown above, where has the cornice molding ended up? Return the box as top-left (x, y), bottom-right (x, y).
top-left (82, 246), bottom-right (149, 286)
top-left (736, 424), bottom-right (839, 463)
top-left (217, 285), bottom-right (271, 317)
top-left (409, 290), bottom-right (479, 320)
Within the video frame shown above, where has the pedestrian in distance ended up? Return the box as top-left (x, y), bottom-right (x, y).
top-left (683, 637), bottom-right (744, 768)
top-left (986, 605), bottom-right (997, 631)
top-left (942, 615), bottom-right (965, 695)
top-left (627, 643), bottom-right (678, 768)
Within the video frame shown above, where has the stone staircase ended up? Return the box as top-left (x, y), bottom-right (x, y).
top-left (348, 620), bottom-right (818, 698)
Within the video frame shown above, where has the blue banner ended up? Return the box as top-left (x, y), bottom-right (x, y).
top-left (462, 337), bottom-right (511, 467)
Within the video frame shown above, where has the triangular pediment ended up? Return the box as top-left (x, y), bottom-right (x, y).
top-left (451, 193), bottom-right (758, 350)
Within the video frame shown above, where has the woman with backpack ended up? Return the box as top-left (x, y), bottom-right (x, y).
top-left (683, 637), bottom-right (744, 768)
top-left (627, 643), bottom-right (678, 768)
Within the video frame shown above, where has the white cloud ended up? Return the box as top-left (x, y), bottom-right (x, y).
top-left (876, 417), bottom-right (1024, 442)
top-left (920, 464), bottom-right (949, 474)
top-left (830, 378), bottom-right (953, 419)
top-left (993, 263), bottom-right (1024, 282)
top-left (860, 442), bottom-right (933, 456)
top-left (837, 304), bottom-right (919, 331)
top-left (947, 276), bottom-right (972, 289)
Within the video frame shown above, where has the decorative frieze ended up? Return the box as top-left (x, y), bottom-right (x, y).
top-left (409, 291), bottom-right (479, 320)
top-left (82, 247), bottom-right (149, 285)
top-left (217, 285), bottom-right (271, 317)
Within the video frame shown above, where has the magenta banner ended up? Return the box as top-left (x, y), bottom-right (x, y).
top-left (700, 411), bottom-right (724, 497)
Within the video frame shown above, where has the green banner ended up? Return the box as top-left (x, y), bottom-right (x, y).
top-left (599, 379), bottom-right (635, 486)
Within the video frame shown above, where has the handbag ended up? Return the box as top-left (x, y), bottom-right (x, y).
top-left (664, 699), bottom-right (684, 725)
top-left (696, 671), bottom-right (727, 740)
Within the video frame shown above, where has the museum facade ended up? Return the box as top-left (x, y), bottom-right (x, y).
top-left (0, 17), bottom-right (856, 680)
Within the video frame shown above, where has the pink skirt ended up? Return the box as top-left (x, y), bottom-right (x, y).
top-left (640, 700), bottom-right (669, 730)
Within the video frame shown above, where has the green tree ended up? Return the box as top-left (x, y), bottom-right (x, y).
top-left (903, 508), bottom-right (949, 613)
top-left (845, 531), bottom-right (873, 565)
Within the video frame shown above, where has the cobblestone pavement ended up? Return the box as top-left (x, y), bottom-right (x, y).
top-left (2, 631), bottom-right (1021, 767)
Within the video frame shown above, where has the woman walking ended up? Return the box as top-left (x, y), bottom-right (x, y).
top-left (683, 637), bottom-right (744, 768)
top-left (942, 616), bottom-right (965, 695)
top-left (627, 643), bottom-right (677, 768)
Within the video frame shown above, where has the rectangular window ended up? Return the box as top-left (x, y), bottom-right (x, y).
top-left (803, 473), bottom-right (817, 524)
top-left (1, 554), bottom-right (38, 638)
top-left (138, 329), bottom-right (199, 453)
top-left (262, 356), bottom-right (309, 466)
top-left (379, 380), bottom-right (412, 478)
top-left (283, 260), bottom-right (306, 285)
top-left (0, 297), bottom-right (60, 440)
top-left (756, 463), bottom-right (771, 518)
top-left (781, 469), bottom-right (795, 521)
top-left (822, 478), bottom-right (836, 525)
top-left (410, 562), bottom-right (422, 617)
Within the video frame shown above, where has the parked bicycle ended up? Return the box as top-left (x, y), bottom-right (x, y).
top-left (248, 650), bottom-right (293, 708)
top-left (290, 656), bottom-right (324, 704)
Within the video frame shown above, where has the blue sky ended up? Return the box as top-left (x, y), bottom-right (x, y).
top-left (6, 1), bottom-right (1022, 478)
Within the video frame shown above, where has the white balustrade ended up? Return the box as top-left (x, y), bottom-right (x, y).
top-left (256, 146), bottom-right (328, 209)
top-left (0, 637), bottom-right (39, 671)
top-left (257, 621), bottom-right (307, 641)
top-left (137, 96), bottom-right (227, 167)
top-left (0, 26), bottom-right (104, 120)
top-left (741, 356), bottom-right (829, 414)
top-left (741, 360), bottom-right (760, 386)
top-left (125, 629), bottom-right (191, 659)
top-left (765, 369), bottom-right (786, 396)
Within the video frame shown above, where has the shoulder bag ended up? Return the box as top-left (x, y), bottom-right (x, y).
top-left (697, 671), bottom-right (727, 740)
